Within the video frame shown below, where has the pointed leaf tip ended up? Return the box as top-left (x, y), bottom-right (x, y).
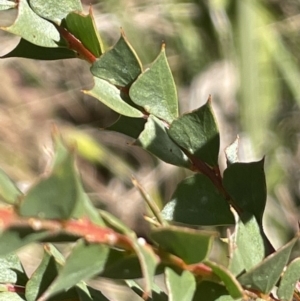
top-left (4, 0), bottom-right (60, 47)
top-left (85, 77), bottom-right (143, 118)
top-left (169, 102), bottom-right (220, 167)
top-left (91, 33), bottom-right (142, 86)
top-left (130, 48), bottom-right (178, 123)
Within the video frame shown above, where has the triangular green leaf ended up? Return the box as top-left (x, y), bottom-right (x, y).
top-left (0, 169), bottom-right (22, 205)
top-left (228, 213), bottom-right (266, 275)
top-left (83, 77), bottom-right (144, 118)
top-left (204, 260), bottom-right (243, 299)
top-left (106, 115), bottom-right (146, 139)
top-left (1, 38), bottom-right (76, 60)
top-left (165, 268), bottom-right (196, 301)
top-left (151, 226), bottom-right (216, 264)
top-left (2, 0), bottom-right (60, 47)
top-left (169, 101), bottom-right (220, 166)
top-left (162, 174), bottom-right (235, 226)
top-left (136, 115), bottom-right (189, 168)
top-left (41, 240), bottom-right (109, 300)
top-left (130, 45), bottom-right (178, 123)
top-left (168, 101), bottom-right (220, 167)
top-left (28, 0), bottom-right (82, 23)
top-left (91, 32), bottom-right (142, 86)
top-left (238, 237), bottom-right (298, 294)
top-left (62, 10), bottom-right (103, 58)
top-left (277, 258), bottom-right (300, 301)
top-left (223, 159), bottom-right (266, 223)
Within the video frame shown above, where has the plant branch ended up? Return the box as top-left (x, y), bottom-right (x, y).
top-left (0, 284), bottom-right (25, 294)
top-left (131, 176), bottom-right (167, 226)
top-left (155, 248), bottom-right (214, 278)
top-left (0, 207), bottom-right (133, 251)
top-left (53, 23), bottom-right (97, 64)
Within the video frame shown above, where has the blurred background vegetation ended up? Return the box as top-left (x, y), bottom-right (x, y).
top-left (0, 0), bottom-right (300, 268)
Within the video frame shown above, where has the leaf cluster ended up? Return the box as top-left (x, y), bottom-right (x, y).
top-left (0, 1), bottom-right (299, 301)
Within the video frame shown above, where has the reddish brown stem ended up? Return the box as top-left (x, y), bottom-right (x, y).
top-left (54, 24), bottom-right (96, 64)
top-left (6, 284), bottom-right (26, 294)
top-left (187, 262), bottom-right (214, 278)
top-left (156, 248), bottom-right (214, 278)
top-left (63, 218), bottom-right (133, 250)
top-left (0, 208), bottom-right (133, 251)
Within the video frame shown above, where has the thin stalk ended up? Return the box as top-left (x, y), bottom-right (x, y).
top-left (131, 176), bottom-right (168, 226)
